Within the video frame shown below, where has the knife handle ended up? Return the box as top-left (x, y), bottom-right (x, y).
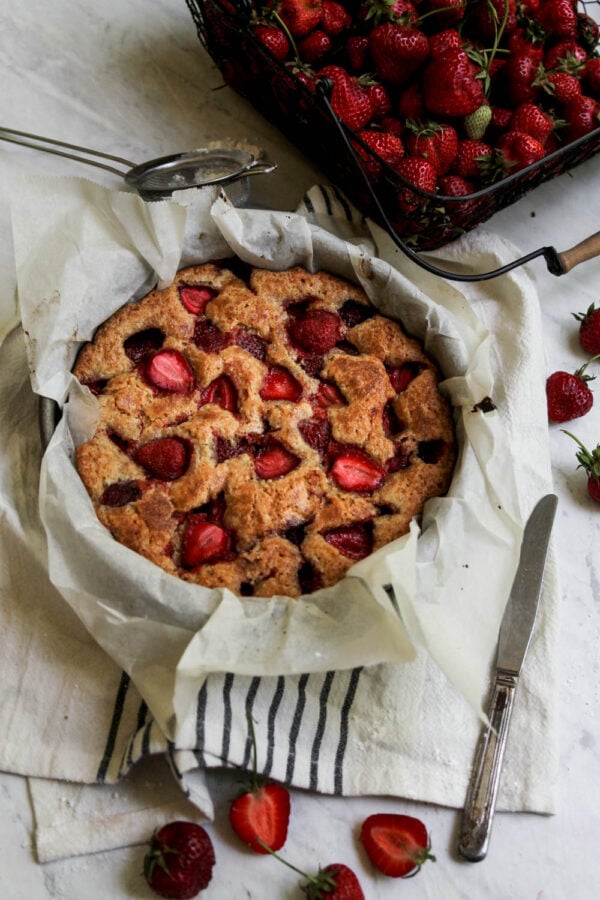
top-left (457, 670), bottom-right (518, 862)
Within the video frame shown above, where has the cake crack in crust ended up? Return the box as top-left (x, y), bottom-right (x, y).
top-left (73, 263), bottom-right (456, 598)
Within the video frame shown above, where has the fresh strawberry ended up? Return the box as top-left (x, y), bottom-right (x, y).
top-left (229, 710), bottom-right (291, 853)
top-left (537, 0), bottom-right (579, 41)
top-left (539, 70), bottom-right (582, 104)
top-left (369, 23), bottom-right (430, 86)
top-left (321, 0), bottom-right (351, 35)
top-left (397, 82), bottom-right (425, 120)
top-left (254, 24), bottom-right (290, 62)
top-left (178, 284), bottom-right (217, 315)
top-left (583, 57), bottom-right (600, 94)
top-left (229, 782), bottom-right (291, 854)
top-left (405, 121), bottom-right (458, 174)
top-left (509, 102), bottom-right (555, 144)
top-left (424, 0), bottom-right (466, 27)
top-left (543, 40), bottom-right (587, 73)
top-left (452, 139), bottom-right (493, 179)
top-left (577, 11), bottom-right (600, 52)
top-left (330, 447), bottom-right (385, 492)
top-left (143, 821), bottom-right (215, 899)
top-left (366, 82), bottom-right (392, 119)
top-left (496, 130), bottom-right (546, 170)
top-left (254, 440), bottom-right (300, 478)
top-left (355, 129), bottom-right (405, 179)
top-left (317, 65), bottom-right (375, 129)
top-left (470, 0), bottom-right (517, 42)
top-left (437, 173), bottom-right (475, 196)
top-left (278, 0), bottom-right (322, 37)
top-left (200, 374), bottom-right (238, 412)
top-left (323, 522), bottom-right (373, 559)
top-left (546, 358), bottom-right (597, 422)
top-left (260, 365), bottom-right (303, 401)
top-left (394, 155), bottom-right (437, 210)
top-left (380, 115), bottom-right (404, 135)
top-left (563, 94), bottom-right (600, 140)
top-left (505, 43), bottom-right (544, 104)
top-left (428, 27), bottom-right (461, 57)
top-left (300, 863), bottom-right (365, 898)
top-left (562, 431), bottom-right (600, 502)
top-left (287, 307), bottom-right (343, 354)
top-left (145, 349), bottom-right (195, 393)
top-left (181, 517), bottom-right (232, 567)
top-left (422, 47), bottom-right (486, 117)
top-left (345, 34), bottom-right (370, 72)
top-left (299, 29), bottom-right (332, 63)
top-left (134, 437), bottom-right (190, 481)
top-left (574, 303), bottom-right (600, 355)
top-left (463, 103), bottom-right (492, 141)
top-left (360, 813), bottom-right (435, 878)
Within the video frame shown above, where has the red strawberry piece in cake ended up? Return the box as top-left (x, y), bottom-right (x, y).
top-left (145, 349), bottom-right (195, 393)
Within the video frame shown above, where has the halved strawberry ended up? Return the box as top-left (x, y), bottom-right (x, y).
top-left (287, 308), bottom-right (343, 355)
top-left (200, 375), bottom-right (238, 413)
top-left (133, 437), bottom-right (191, 481)
top-left (230, 783), bottom-right (291, 854)
top-left (193, 319), bottom-right (230, 352)
top-left (100, 480), bottom-right (141, 507)
top-left (124, 327), bottom-right (165, 364)
top-left (179, 284), bottom-right (217, 315)
top-left (314, 380), bottom-right (345, 408)
top-left (299, 417), bottom-right (331, 453)
top-left (145, 349), bottom-right (195, 393)
top-left (233, 328), bottom-right (267, 360)
top-left (323, 522), bottom-right (373, 559)
top-left (254, 441), bottom-right (300, 479)
top-left (330, 448), bottom-right (385, 492)
top-left (360, 813), bottom-right (435, 878)
top-left (181, 516), bottom-right (232, 567)
top-left (387, 362), bottom-right (423, 392)
top-left (260, 366), bottom-right (303, 401)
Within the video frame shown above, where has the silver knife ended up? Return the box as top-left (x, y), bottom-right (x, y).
top-left (457, 493), bottom-right (558, 862)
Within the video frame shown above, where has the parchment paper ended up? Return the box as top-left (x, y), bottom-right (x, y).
top-left (10, 175), bottom-right (547, 746)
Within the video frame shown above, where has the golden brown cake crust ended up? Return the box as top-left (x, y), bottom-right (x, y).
top-left (73, 262), bottom-right (456, 598)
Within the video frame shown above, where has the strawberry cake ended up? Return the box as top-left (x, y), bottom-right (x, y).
top-left (73, 262), bottom-right (456, 598)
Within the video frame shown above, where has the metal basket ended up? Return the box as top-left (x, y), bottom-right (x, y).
top-left (186, 0), bottom-right (600, 251)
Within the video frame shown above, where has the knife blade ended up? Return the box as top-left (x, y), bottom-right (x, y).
top-left (457, 493), bottom-right (558, 862)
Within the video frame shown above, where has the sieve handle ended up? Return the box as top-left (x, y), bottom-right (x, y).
top-left (0, 126), bottom-right (135, 177)
top-left (554, 231), bottom-right (600, 274)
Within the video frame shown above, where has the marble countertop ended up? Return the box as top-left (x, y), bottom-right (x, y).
top-left (2, 0), bottom-right (600, 897)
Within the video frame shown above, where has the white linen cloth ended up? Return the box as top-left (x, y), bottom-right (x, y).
top-left (0, 180), bottom-right (558, 862)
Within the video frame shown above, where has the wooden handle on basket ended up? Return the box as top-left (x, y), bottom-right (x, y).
top-left (555, 230), bottom-right (600, 274)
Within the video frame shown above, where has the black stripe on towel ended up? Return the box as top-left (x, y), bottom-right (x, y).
top-left (331, 186), bottom-right (353, 221)
top-left (301, 192), bottom-right (315, 215)
top-left (334, 667), bottom-right (363, 795)
top-left (264, 676), bottom-right (285, 777)
top-left (221, 672), bottom-right (235, 763)
top-left (309, 670), bottom-right (335, 791)
top-left (241, 676), bottom-right (262, 770)
top-left (285, 673), bottom-right (310, 784)
top-left (194, 679), bottom-right (209, 767)
top-left (318, 185), bottom-right (334, 216)
top-left (96, 671), bottom-right (130, 782)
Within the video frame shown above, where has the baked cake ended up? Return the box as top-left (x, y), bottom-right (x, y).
top-left (73, 262), bottom-right (456, 598)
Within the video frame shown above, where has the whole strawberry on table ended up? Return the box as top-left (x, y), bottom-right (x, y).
top-left (206, 0), bottom-right (600, 244)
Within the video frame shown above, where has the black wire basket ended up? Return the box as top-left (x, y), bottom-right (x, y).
top-left (186, 0), bottom-right (600, 251)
